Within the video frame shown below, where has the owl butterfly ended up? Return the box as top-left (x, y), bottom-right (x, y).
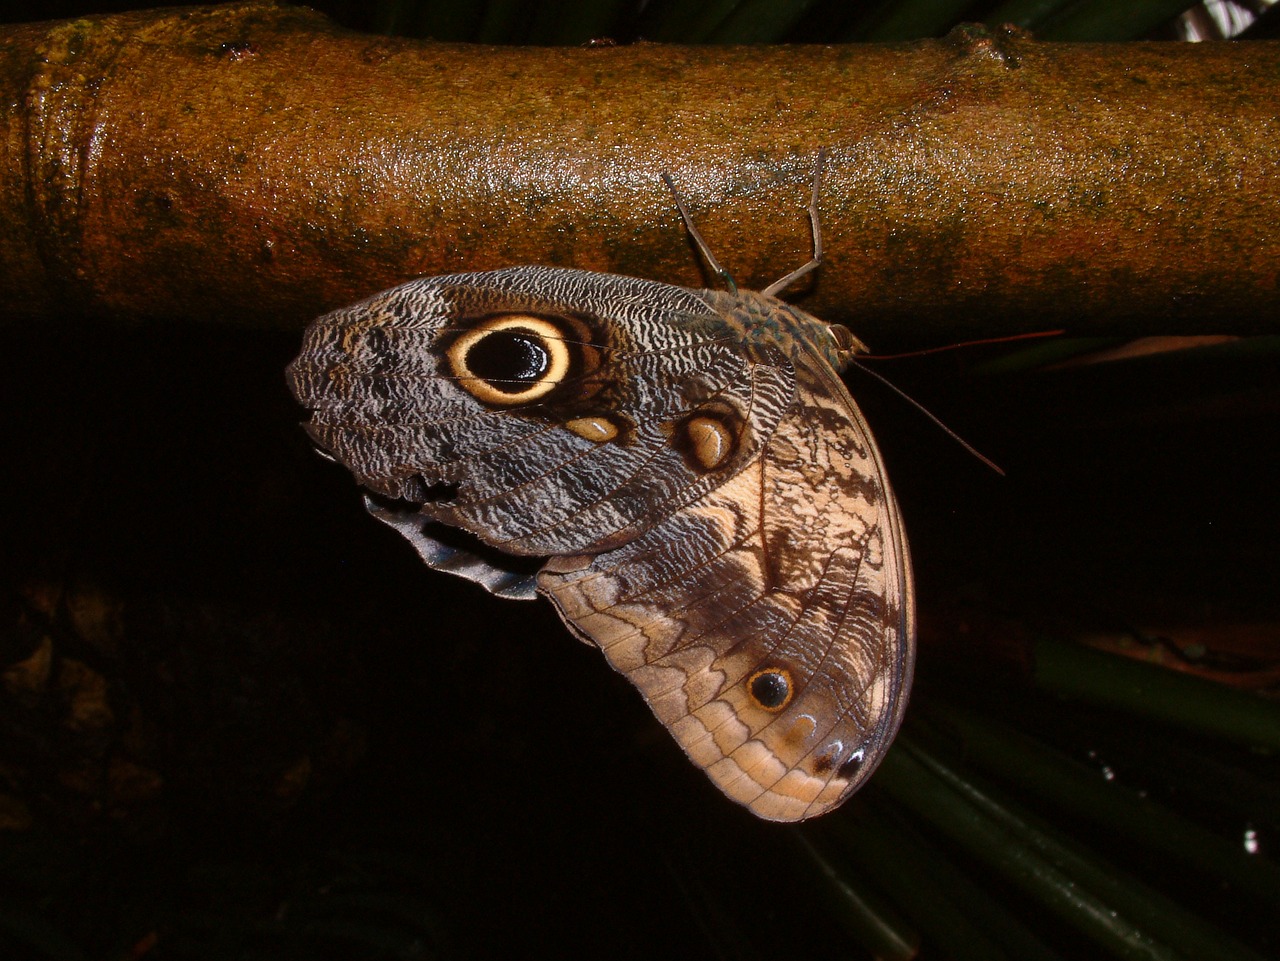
top-left (287, 155), bottom-right (915, 821)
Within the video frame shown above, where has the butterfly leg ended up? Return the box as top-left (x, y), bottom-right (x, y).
top-left (762, 147), bottom-right (826, 298)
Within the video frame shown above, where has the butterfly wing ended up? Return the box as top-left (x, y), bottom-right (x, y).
top-left (288, 267), bottom-right (913, 821)
top-left (539, 335), bottom-right (914, 821)
top-left (287, 266), bottom-right (789, 558)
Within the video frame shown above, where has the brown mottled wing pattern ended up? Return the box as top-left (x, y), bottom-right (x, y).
top-left (287, 266), bottom-right (913, 821)
top-left (539, 314), bottom-right (914, 821)
top-left (288, 267), bottom-right (786, 558)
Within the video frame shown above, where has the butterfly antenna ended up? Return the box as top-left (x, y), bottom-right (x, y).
top-left (852, 360), bottom-right (1006, 476)
top-left (662, 172), bottom-right (737, 293)
top-left (864, 328), bottom-right (1066, 361)
top-left (763, 148), bottom-right (826, 297)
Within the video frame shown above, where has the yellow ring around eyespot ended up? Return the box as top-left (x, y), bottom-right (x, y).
top-left (446, 315), bottom-right (570, 405)
top-left (747, 667), bottom-right (794, 713)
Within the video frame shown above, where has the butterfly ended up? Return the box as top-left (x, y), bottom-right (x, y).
top-left (286, 155), bottom-right (915, 821)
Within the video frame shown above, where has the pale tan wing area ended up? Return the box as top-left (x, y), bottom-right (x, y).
top-left (538, 348), bottom-right (914, 822)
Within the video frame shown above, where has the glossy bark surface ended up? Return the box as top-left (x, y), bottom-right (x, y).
top-left (1, 4), bottom-right (1277, 339)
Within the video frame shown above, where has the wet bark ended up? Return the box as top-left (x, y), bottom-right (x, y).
top-left (1, 2), bottom-right (1277, 341)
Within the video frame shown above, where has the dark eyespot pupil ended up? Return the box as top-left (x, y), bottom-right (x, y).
top-left (837, 751), bottom-right (865, 778)
top-left (750, 671), bottom-right (789, 709)
top-left (467, 330), bottom-right (548, 389)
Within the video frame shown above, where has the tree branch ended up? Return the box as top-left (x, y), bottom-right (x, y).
top-left (2, 3), bottom-right (1277, 340)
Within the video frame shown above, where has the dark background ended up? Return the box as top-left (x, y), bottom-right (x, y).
top-left (3, 2), bottom-right (1278, 960)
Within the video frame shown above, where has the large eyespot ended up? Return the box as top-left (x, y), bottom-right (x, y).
top-left (446, 315), bottom-right (571, 405)
top-left (747, 667), bottom-right (794, 712)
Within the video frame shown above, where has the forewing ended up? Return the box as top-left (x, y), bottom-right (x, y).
top-left (287, 266), bottom-right (792, 558)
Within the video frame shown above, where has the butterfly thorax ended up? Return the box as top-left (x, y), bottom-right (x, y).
top-left (696, 288), bottom-right (869, 374)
